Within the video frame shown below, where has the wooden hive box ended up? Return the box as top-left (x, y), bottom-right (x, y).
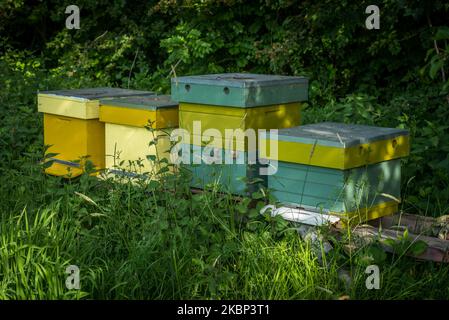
top-left (171, 73), bottom-right (309, 195)
top-left (178, 143), bottom-right (263, 194)
top-left (260, 122), bottom-right (410, 222)
top-left (38, 88), bottom-right (153, 177)
top-left (99, 95), bottom-right (178, 178)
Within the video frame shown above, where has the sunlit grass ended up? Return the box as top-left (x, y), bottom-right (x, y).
top-left (1, 157), bottom-right (449, 300)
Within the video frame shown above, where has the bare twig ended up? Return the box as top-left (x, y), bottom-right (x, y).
top-left (128, 48), bottom-right (139, 89)
top-left (427, 14), bottom-right (446, 83)
top-left (169, 58), bottom-right (182, 86)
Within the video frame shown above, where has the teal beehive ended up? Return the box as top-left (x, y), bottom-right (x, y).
top-left (171, 73), bottom-right (308, 107)
top-left (172, 73), bottom-right (308, 195)
top-left (180, 144), bottom-right (265, 194)
top-left (270, 159), bottom-right (401, 214)
top-left (261, 123), bottom-right (410, 222)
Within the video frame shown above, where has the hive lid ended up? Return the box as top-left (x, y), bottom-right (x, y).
top-left (39, 87), bottom-right (153, 100)
top-left (172, 73), bottom-right (308, 88)
top-left (261, 122), bottom-right (410, 169)
top-left (99, 95), bottom-right (178, 128)
top-left (100, 95), bottom-right (178, 110)
top-left (171, 73), bottom-right (308, 107)
top-left (273, 122), bottom-right (409, 147)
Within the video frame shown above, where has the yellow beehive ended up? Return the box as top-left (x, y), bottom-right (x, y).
top-left (179, 102), bottom-right (301, 151)
top-left (99, 95), bottom-right (178, 178)
top-left (38, 88), bottom-right (153, 177)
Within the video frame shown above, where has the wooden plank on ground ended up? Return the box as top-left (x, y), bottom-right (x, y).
top-left (369, 212), bottom-right (436, 235)
top-left (332, 224), bottom-right (449, 263)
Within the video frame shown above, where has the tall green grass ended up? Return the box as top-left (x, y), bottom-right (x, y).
top-left (2, 154), bottom-right (449, 300)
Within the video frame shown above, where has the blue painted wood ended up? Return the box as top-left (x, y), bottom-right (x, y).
top-left (271, 190), bottom-right (346, 212)
top-left (171, 73), bottom-right (308, 107)
top-left (269, 159), bottom-right (401, 213)
top-left (274, 162), bottom-right (344, 186)
top-left (181, 144), bottom-right (267, 195)
top-left (269, 178), bottom-right (344, 200)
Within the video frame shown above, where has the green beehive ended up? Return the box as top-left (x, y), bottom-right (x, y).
top-left (171, 73), bottom-right (308, 195)
top-left (260, 122), bottom-right (410, 222)
top-left (171, 73), bottom-right (308, 107)
top-left (179, 144), bottom-right (264, 194)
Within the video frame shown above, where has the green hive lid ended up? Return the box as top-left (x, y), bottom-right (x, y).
top-left (271, 122), bottom-right (409, 148)
top-left (171, 73), bottom-right (308, 107)
top-left (99, 95), bottom-right (178, 110)
top-left (40, 87), bottom-right (154, 100)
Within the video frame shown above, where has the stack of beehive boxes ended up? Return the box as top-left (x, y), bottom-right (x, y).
top-left (260, 122), bottom-right (410, 223)
top-left (38, 88), bottom-right (153, 177)
top-left (99, 95), bottom-right (178, 178)
top-left (171, 73), bottom-right (309, 195)
top-left (37, 76), bottom-right (410, 223)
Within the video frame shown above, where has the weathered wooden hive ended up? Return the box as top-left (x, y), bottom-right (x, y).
top-left (260, 122), bottom-right (410, 222)
top-left (38, 88), bottom-right (153, 177)
top-left (99, 95), bottom-right (178, 178)
top-left (171, 73), bottom-right (309, 195)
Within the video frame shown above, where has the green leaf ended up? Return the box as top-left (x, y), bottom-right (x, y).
top-left (236, 203), bottom-right (248, 214)
top-left (434, 26), bottom-right (449, 40)
top-left (44, 153), bottom-right (59, 159)
top-left (410, 240), bottom-right (428, 256)
top-left (356, 245), bottom-right (387, 266)
top-left (146, 155), bottom-right (157, 161)
top-left (251, 191), bottom-right (264, 199)
top-left (403, 228), bottom-right (409, 240)
top-left (157, 166), bottom-right (170, 174)
top-left (429, 59), bottom-right (444, 79)
top-left (42, 160), bottom-right (55, 169)
top-left (248, 208), bottom-right (260, 219)
top-left (382, 238), bottom-right (397, 248)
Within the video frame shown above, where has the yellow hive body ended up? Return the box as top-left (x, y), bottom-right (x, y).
top-left (99, 105), bottom-right (178, 129)
top-left (43, 114), bottom-right (105, 177)
top-left (261, 134), bottom-right (410, 169)
top-left (341, 201), bottom-right (399, 225)
top-left (38, 88), bottom-right (153, 177)
top-left (179, 102), bottom-right (301, 151)
top-left (38, 94), bottom-right (101, 119)
top-left (104, 123), bottom-right (173, 177)
top-left (99, 95), bottom-right (178, 179)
